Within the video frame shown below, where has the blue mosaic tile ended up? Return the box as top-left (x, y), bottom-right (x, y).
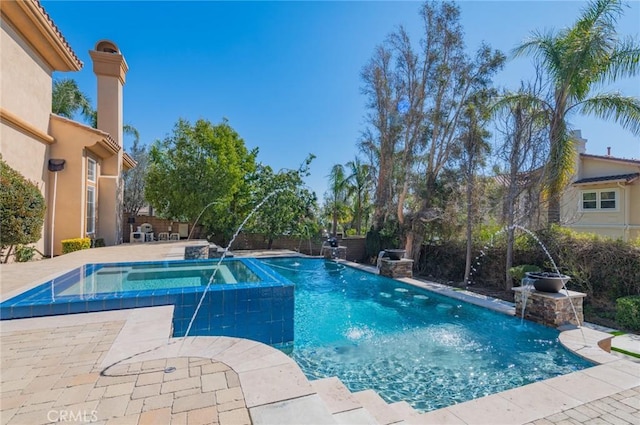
top-left (0, 257), bottom-right (295, 346)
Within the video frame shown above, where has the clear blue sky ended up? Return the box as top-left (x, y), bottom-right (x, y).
top-left (43, 1), bottom-right (640, 200)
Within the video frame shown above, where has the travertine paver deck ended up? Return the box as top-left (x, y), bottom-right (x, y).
top-left (0, 321), bottom-right (250, 425)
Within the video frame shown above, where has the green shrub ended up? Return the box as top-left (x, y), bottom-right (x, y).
top-left (0, 157), bottom-right (46, 262)
top-left (92, 238), bottom-right (106, 248)
top-left (61, 238), bottom-right (91, 254)
top-left (616, 296), bottom-right (640, 331)
top-left (418, 225), bottom-right (640, 301)
top-left (509, 264), bottom-right (542, 284)
top-left (15, 245), bottom-right (37, 262)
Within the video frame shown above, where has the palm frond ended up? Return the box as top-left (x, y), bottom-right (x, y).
top-left (512, 31), bottom-right (565, 83)
top-left (574, 0), bottom-right (622, 32)
top-left (576, 93), bottom-right (640, 136)
top-left (599, 38), bottom-right (640, 84)
top-left (490, 92), bottom-right (551, 117)
top-left (123, 124), bottom-right (140, 143)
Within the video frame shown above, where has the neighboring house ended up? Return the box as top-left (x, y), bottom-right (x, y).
top-left (561, 131), bottom-right (640, 242)
top-left (0, 0), bottom-right (134, 256)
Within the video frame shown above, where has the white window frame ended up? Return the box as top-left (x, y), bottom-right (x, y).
top-left (86, 185), bottom-right (96, 235)
top-left (580, 189), bottom-right (618, 212)
top-left (87, 157), bottom-right (96, 182)
top-left (86, 156), bottom-right (97, 235)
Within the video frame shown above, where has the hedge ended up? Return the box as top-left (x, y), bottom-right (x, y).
top-left (616, 296), bottom-right (640, 331)
top-left (61, 238), bottom-right (91, 254)
top-left (417, 226), bottom-right (640, 302)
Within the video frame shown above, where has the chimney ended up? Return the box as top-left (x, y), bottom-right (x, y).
top-left (88, 40), bottom-right (128, 247)
top-left (607, 147), bottom-right (611, 156)
top-left (89, 40), bottom-right (128, 148)
top-left (570, 130), bottom-right (587, 154)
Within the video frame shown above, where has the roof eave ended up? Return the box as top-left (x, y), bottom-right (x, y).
top-left (1, 0), bottom-right (82, 71)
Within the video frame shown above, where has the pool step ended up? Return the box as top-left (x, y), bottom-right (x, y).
top-left (332, 407), bottom-right (379, 424)
top-left (389, 402), bottom-right (426, 424)
top-left (353, 390), bottom-right (405, 425)
top-left (311, 377), bottom-right (362, 414)
top-left (310, 377), bottom-right (424, 425)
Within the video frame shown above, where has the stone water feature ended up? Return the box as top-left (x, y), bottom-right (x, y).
top-left (469, 224), bottom-right (587, 329)
top-left (513, 285), bottom-right (586, 327)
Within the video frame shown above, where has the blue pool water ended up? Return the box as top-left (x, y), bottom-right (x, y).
top-left (259, 258), bottom-right (593, 412)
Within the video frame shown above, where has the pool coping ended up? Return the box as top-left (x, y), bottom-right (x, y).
top-left (1, 248), bottom-right (638, 424)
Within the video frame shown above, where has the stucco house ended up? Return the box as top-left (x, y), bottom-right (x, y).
top-left (561, 131), bottom-right (640, 241)
top-left (0, 0), bottom-right (134, 257)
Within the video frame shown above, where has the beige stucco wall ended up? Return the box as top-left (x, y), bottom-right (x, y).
top-left (1, 18), bottom-right (53, 131)
top-left (580, 158), bottom-right (639, 179)
top-left (48, 119), bottom-right (114, 255)
top-left (1, 17), bottom-right (54, 256)
top-left (562, 156), bottom-right (640, 241)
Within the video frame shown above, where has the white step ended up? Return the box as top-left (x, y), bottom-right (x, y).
top-left (389, 401), bottom-right (419, 418)
top-left (311, 377), bottom-right (362, 414)
top-left (353, 390), bottom-right (404, 425)
top-left (249, 394), bottom-right (337, 425)
top-left (333, 407), bottom-right (380, 425)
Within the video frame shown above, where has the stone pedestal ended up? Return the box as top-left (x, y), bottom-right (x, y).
top-left (379, 258), bottom-right (413, 278)
top-left (322, 246), bottom-right (347, 260)
top-left (185, 244), bottom-right (209, 260)
top-left (513, 287), bottom-right (586, 327)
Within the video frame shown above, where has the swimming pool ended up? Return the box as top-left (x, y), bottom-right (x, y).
top-left (259, 257), bottom-right (593, 412)
top-left (2, 256), bottom-right (592, 411)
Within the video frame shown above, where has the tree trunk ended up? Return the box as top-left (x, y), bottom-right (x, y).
top-left (3, 245), bottom-right (14, 263)
top-left (464, 177), bottom-right (474, 284)
top-left (505, 211), bottom-right (515, 291)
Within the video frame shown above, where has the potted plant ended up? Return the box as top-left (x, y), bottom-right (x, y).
top-left (509, 265), bottom-right (542, 285)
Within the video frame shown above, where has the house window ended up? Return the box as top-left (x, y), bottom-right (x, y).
top-left (600, 191), bottom-right (616, 209)
top-left (582, 192), bottom-right (597, 210)
top-left (86, 186), bottom-right (96, 234)
top-left (88, 158), bottom-right (96, 182)
top-left (86, 156), bottom-right (97, 235)
top-left (581, 190), bottom-right (617, 211)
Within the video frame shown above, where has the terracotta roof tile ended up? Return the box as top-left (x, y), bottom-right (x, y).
top-left (33, 0), bottom-right (83, 68)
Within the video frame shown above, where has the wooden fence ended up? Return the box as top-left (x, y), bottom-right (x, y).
top-left (122, 214), bottom-right (367, 262)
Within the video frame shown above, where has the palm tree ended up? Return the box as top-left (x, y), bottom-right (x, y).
top-left (53, 78), bottom-right (140, 143)
top-left (51, 79), bottom-right (94, 122)
top-left (345, 157), bottom-right (373, 235)
top-left (326, 164), bottom-right (349, 237)
top-left (511, 0), bottom-right (640, 223)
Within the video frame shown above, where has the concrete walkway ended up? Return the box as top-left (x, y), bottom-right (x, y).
top-left (1, 242), bottom-right (639, 424)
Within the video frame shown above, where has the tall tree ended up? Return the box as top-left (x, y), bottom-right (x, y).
top-left (51, 79), bottom-right (94, 122)
top-left (345, 157), bottom-right (374, 235)
top-left (512, 0), bottom-right (640, 224)
top-left (360, 45), bottom-right (401, 229)
top-left (458, 92), bottom-right (493, 284)
top-left (493, 75), bottom-right (548, 290)
top-left (326, 164), bottom-right (349, 237)
top-left (404, 3), bottom-right (505, 260)
top-left (145, 118), bottom-right (257, 240)
top-left (248, 155), bottom-right (318, 249)
top-left (123, 136), bottom-right (148, 216)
